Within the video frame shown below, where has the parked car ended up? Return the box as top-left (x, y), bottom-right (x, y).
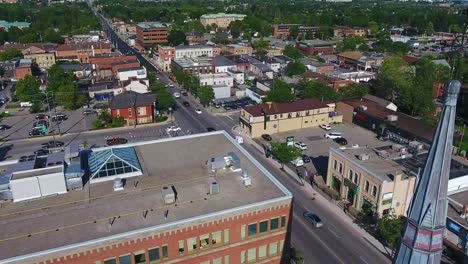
top-left (333, 137), bottom-right (348, 146)
top-left (183, 101), bottom-right (190, 107)
top-left (214, 103), bottom-right (221, 108)
top-left (319, 124), bottom-right (331, 130)
top-left (29, 129), bottom-right (44, 137)
top-left (181, 91), bottom-right (188, 96)
top-left (51, 114), bottom-right (67, 121)
top-left (302, 154), bottom-right (311, 163)
top-left (83, 109), bottom-right (96, 115)
top-left (207, 127), bottom-right (216, 132)
top-left (261, 134), bottom-right (272, 141)
top-left (303, 212), bottom-right (323, 228)
top-left (195, 108), bottom-right (202, 114)
top-left (106, 137), bottom-right (128, 146)
top-left (35, 113), bottom-right (49, 120)
top-left (34, 149), bottom-right (49, 156)
top-left (325, 132), bottom-right (342, 139)
top-left (223, 105), bottom-right (232, 111)
top-left (166, 125), bottom-right (181, 132)
top-left (290, 157), bottom-right (304, 167)
top-left (294, 142), bottom-right (307, 150)
top-left (0, 124), bottom-right (11, 130)
top-left (173, 92), bottom-right (181, 98)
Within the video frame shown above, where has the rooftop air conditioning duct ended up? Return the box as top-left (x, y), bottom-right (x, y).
top-left (208, 178), bottom-right (220, 195)
top-left (358, 154), bottom-right (369, 161)
top-left (162, 186), bottom-right (175, 205)
top-left (387, 115), bottom-right (398, 122)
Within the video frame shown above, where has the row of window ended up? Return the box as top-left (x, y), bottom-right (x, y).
top-left (241, 216), bottom-right (287, 240)
top-left (97, 245), bottom-right (168, 264)
top-left (334, 160), bottom-right (379, 198)
top-left (183, 229), bottom-right (230, 254)
top-left (200, 255), bottom-right (230, 264)
top-left (240, 240), bottom-right (284, 264)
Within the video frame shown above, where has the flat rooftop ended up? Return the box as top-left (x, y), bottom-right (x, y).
top-left (0, 132), bottom-right (290, 261)
top-left (331, 146), bottom-right (412, 183)
top-left (448, 190), bottom-right (468, 228)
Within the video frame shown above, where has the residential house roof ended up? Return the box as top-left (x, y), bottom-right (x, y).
top-left (213, 56), bottom-right (236, 67)
top-left (109, 91), bottom-right (155, 109)
top-left (303, 71), bottom-right (345, 85)
top-left (56, 42), bottom-right (112, 51)
top-left (59, 64), bottom-right (90, 72)
top-left (243, 98), bottom-right (329, 117)
top-left (117, 66), bottom-right (145, 73)
top-left (0, 43), bottom-right (58, 53)
top-left (338, 51), bottom-right (363, 61)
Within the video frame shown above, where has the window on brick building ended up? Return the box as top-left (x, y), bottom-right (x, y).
top-left (280, 240), bottom-right (284, 252)
top-left (259, 220), bottom-right (268, 234)
top-left (241, 224), bottom-right (246, 240)
top-left (269, 242), bottom-right (278, 256)
top-left (224, 229), bottom-right (230, 243)
top-left (162, 245), bottom-right (168, 259)
top-left (247, 248), bottom-right (256, 263)
top-left (119, 255), bottom-right (131, 264)
top-left (187, 237), bottom-right (197, 253)
top-left (200, 234), bottom-right (210, 249)
top-left (178, 240), bottom-right (185, 255)
top-left (271, 217), bottom-right (279, 230)
top-left (213, 257), bottom-right (222, 264)
top-left (212, 231), bottom-right (221, 246)
top-left (224, 255), bottom-right (230, 264)
top-left (134, 251), bottom-right (146, 264)
top-left (148, 248), bottom-right (160, 263)
top-left (248, 223), bottom-right (258, 237)
top-left (103, 259), bottom-right (116, 264)
top-left (241, 251), bottom-right (246, 264)
top-left (259, 245), bottom-right (267, 259)
top-left (281, 216), bottom-right (287, 228)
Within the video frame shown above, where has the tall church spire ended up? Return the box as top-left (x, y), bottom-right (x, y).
top-left (394, 80), bottom-right (461, 263)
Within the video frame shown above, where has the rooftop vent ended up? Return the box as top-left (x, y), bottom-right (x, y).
top-left (409, 141), bottom-right (423, 150)
top-left (360, 105), bottom-right (367, 111)
top-left (208, 178), bottom-right (220, 195)
top-left (376, 150), bottom-right (390, 158)
top-left (162, 186), bottom-right (175, 205)
top-left (113, 178), bottom-right (124, 191)
top-left (241, 171), bottom-right (251, 187)
top-left (392, 144), bottom-right (407, 153)
top-left (387, 115), bottom-right (398, 122)
top-left (358, 153), bottom-right (369, 161)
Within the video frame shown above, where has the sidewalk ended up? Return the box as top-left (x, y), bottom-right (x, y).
top-left (236, 126), bottom-right (392, 258)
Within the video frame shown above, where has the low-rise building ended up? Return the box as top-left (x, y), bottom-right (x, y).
top-left (109, 91), bottom-right (155, 126)
top-left (213, 56), bottom-right (238, 73)
top-left (0, 43), bottom-right (58, 69)
top-left (172, 57), bottom-right (213, 74)
top-left (117, 66), bottom-right (147, 82)
top-left (199, 73), bottom-right (234, 88)
top-left (59, 63), bottom-right (91, 78)
top-left (337, 51), bottom-right (385, 72)
top-left (300, 58), bottom-right (334, 74)
top-left (240, 99), bottom-right (343, 138)
top-left (326, 146), bottom-right (416, 217)
top-left (273, 24), bottom-right (318, 39)
top-left (122, 78), bottom-right (150, 94)
top-left (200, 13), bottom-right (246, 28)
top-left (334, 26), bottom-right (370, 38)
top-left (56, 42), bottom-right (112, 63)
top-left (296, 40), bottom-right (335, 56)
top-left (185, 32), bottom-right (204, 45)
top-left (88, 81), bottom-right (122, 101)
top-left (89, 54), bottom-right (137, 78)
top-left (329, 70), bottom-right (376, 83)
top-left (111, 59), bottom-right (141, 77)
top-left (158, 45), bottom-right (215, 72)
top-left (303, 71), bottom-right (352, 91)
top-left (14, 59), bottom-right (32, 80)
top-left (222, 44), bottom-right (253, 55)
top-left (136, 22), bottom-right (169, 49)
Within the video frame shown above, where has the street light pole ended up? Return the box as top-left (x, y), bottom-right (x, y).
top-left (168, 107), bottom-right (173, 123)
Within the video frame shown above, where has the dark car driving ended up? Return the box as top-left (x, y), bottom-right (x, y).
top-left (333, 137), bottom-right (348, 146)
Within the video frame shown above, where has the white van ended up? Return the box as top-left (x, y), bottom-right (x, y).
top-left (291, 157), bottom-right (304, 167)
top-left (20, 102), bottom-right (33, 107)
top-left (325, 132), bottom-right (342, 139)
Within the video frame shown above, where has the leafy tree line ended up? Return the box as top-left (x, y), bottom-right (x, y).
top-left (0, 3), bottom-right (101, 45)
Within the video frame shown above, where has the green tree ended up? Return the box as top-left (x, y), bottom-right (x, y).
top-left (56, 83), bottom-right (86, 110)
top-left (318, 26), bottom-right (333, 39)
top-left (111, 117), bottom-right (125, 127)
top-left (339, 83), bottom-right (369, 99)
top-left (270, 142), bottom-right (301, 169)
top-left (0, 48), bottom-right (23, 62)
top-left (252, 39), bottom-right (269, 50)
top-left (375, 56), bottom-right (413, 102)
top-left (425, 22), bottom-right (435, 36)
top-left (369, 21), bottom-right (379, 37)
top-left (290, 247), bottom-right (304, 264)
top-left (265, 80), bottom-right (294, 103)
top-left (156, 90), bottom-right (175, 111)
top-left (289, 26), bottom-right (299, 40)
top-left (167, 30), bottom-right (187, 46)
top-left (342, 36), bottom-right (367, 51)
top-left (43, 28), bottom-right (64, 44)
top-left (16, 75), bottom-right (41, 102)
top-left (283, 45), bottom-right (303, 60)
top-left (378, 214), bottom-right (406, 256)
top-left (285, 61), bottom-right (307, 77)
top-left (299, 80), bottom-right (338, 101)
top-left (198, 85), bottom-right (215, 106)
top-left (150, 81), bottom-right (166, 92)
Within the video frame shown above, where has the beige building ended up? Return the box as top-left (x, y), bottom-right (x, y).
top-left (326, 146), bottom-right (416, 218)
top-left (24, 52), bottom-right (55, 69)
top-left (222, 44), bottom-right (253, 55)
top-left (239, 99), bottom-right (343, 138)
top-left (200, 13), bottom-right (246, 28)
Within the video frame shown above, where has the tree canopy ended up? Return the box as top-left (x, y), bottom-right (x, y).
top-left (0, 48), bottom-right (23, 62)
top-left (378, 214), bottom-right (406, 255)
top-left (285, 61), bottom-right (307, 77)
top-left (167, 30), bottom-right (188, 46)
top-left (198, 85), bottom-right (215, 105)
top-left (16, 75), bottom-right (41, 103)
top-left (270, 142), bottom-right (301, 168)
top-left (265, 80), bottom-right (295, 103)
top-left (283, 45), bottom-right (303, 60)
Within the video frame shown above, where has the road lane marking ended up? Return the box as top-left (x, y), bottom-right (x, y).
top-left (226, 115), bottom-right (233, 120)
top-left (360, 257), bottom-right (370, 264)
top-left (327, 226), bottom-right (340, 237)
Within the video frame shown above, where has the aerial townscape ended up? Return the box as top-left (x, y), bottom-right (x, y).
top-left (0, 0), bottom-right (467, 263)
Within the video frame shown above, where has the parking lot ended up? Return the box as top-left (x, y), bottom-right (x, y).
top-left (0, 108), bottom-right (96, 141)
top-left (256, 123), bottom-right (389, 177)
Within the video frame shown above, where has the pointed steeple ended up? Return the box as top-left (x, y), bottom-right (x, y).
top-left (394, 80), bottom-right (461, 263)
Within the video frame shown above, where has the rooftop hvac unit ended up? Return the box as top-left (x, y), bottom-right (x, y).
top-left (360, 105), bottom-right (367, 111)
top-left (358, 153), bottom-right (369, 161)
top-left (387, 115), bottom-right (398, 122)
top-left (376, 150), bottom-right (390, 158)
top-left (162, 186), bottom-right (175, 205)
top-left (241, 171), bottom-right (251, 187)
top-left (208, 178), bottom-right (220, 195)
top-left (392, 144), bottom-right (407, 153)
top-left (113, 178), bottom-right (124, 191)
top-left (409, 141), bottom-right (423, 150)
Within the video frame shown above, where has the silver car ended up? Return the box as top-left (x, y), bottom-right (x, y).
top-left (303, 212), bottom-right (323, 228)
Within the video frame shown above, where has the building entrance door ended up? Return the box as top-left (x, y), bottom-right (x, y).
top-left (347, 188), bottom-right (355, 205)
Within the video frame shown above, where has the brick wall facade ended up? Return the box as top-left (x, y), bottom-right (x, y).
top-left (26, 203), bottom-right (291, 264)
top-left (111, 105), bottom-right (154, 126)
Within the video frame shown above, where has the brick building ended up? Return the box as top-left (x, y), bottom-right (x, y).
top-left (303, 71), bottom-right (352, 91)
top-left (273, 24), bottom-right (318, 39)
top-left (222, 44), bottom-right (253, 55)
top-left (200, 13), bottom-right (246, 28)
top-left (0, 43), bottom-right (57, 69)
top-left (295, 40), bottom-right (335, 56)
top-left (14, 59), bottom-right (32, 80)
top-left (109, 91), bottom-right (155, 126)
top-left (334, 26), bottom-right (370, 38)
top-left (136, 22), bottom-right (168, 49)
top-left (111, 60), bottom-right (141, 77)
top-left (89, 54), bottom-right (138, 78)
top-left (55, 42), bottom-right (112, 63)
top-left (0, 132), bottom-right (292, 264)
